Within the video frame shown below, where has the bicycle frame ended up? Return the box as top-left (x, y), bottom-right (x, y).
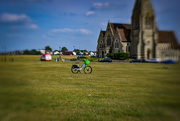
top-left (71, 60), bottom-right (92, 74)
top-left (73, 63), bottom-right (88, 71)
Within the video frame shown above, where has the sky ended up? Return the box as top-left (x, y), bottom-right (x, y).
top-left (0, 0), bottom-right (180, 52)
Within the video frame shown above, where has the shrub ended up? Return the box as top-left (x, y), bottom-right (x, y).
top-left (119, 53), bottom-right (129, 60)
top-left (113, 52), bottom-right (129, 60)
top-left (106, 53), bottom-right (113, 58)
top-left (113, 52), bottom-right (121, 59)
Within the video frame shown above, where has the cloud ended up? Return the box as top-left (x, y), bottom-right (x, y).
top-left (85, 11), bottom-right (95, 16)
top-left (1, 0), bottom-right (52, 2)
top-left (28, 24), bottom-right (39, 29)
top-left (100, 22), bottom-right (107, 26)
top-left (93, 2), bottom-right (110, 9)
top-left (0, 13), bottom-right (31, 23)
top-left (60, 12), bottom-right (78, 17)
top-left (0, 13), bottom-right (39, 29)
top-left (51, 28), bottom-right (92, 35)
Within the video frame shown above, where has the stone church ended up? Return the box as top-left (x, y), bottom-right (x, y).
top-left (97, 0), bottom-right (180, 61)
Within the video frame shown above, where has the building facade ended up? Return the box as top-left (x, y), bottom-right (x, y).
top-left (97, 0), bottom-right (180, 61)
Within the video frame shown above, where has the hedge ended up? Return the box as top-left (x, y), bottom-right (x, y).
top-left (107, 52), bottom-right (129, 60)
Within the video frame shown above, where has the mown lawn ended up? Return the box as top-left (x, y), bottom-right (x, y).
top-left (0, 55), bottom-right (180, 121)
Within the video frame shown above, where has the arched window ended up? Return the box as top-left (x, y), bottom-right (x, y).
top-left (115, 40), bottom-right (119, 48)
top-left (145, 16), bottom-right (153, 29)
top-left (126, 44), bottom-right (130, 52)
top-left (107, 35), bottom-right (111, 46)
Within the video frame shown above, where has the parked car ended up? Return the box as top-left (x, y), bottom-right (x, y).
top-left (99, 58), bottom-right (112, 62)
top-left (161, 59), bottom-right (177, 64)
top-left (146, 58), bottom-right (161, 63)
top-left (130, 59), bottom-right (146, 63)
top-left (90, 56), bottom-right (97, 58)
top-left (77, 56), bottom-right (87, 59)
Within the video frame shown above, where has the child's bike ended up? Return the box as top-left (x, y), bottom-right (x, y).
top-left (71, 60), bottom-right (92, 74)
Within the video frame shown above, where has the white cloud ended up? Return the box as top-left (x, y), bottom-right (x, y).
top-left (0, 13), bottom-right (31, 23)
top-left (86, 11), bottom-right (95, 16)
top-left (1, 0), bottom-right (51, 2)
top-left (93, 2), bottom-right (110, 9)
top-left (0, 13), bottom-right (39, 29)
top-left (51, 28), bottom-right (92, 35)
top-left (77, 29), bottom-right (93, 34)
top-left (101, 22), bottom-right (107, 26)
top-left (28, 24), bottom-right (39, 29)
top-left (52, 28), bottom-right (74, 33)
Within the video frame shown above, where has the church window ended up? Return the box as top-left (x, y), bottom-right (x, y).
top-left (126, 45), bottom-right (130, 52)
top-left (107, 35), bottom-right (111, 46)
top-left (115, 40), bottom-right (119, 48)
top-left (147, 41), bottom-right (150, 45)
top-left (145, 16), bottom-right (153, 29)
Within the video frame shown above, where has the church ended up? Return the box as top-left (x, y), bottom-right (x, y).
top-left (97, 0), bottom-right (180, 61)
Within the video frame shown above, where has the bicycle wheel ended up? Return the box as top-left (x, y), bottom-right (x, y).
top-left (71, 66), bottom-right (79, 74)
top-left (84, 66), bottom-right (92, 74)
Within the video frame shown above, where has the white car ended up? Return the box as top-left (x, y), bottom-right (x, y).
top-left (147, 58), bottom-right (161, 63)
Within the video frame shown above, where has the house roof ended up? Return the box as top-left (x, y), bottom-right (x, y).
top-left (118, 29), bottom-right (131, 42)
top-left (158, 31), bottom-right (180, 49)
top-left (109, 23), bottom-right (131, 42)
top-left (110, 23), bottom-right (131, 34)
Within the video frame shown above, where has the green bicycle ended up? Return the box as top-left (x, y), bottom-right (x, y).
top-left (71, 59), bottom-right (92, 74)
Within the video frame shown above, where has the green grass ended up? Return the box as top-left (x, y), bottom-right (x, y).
top-left (0, 55), bottom-right (180, 121)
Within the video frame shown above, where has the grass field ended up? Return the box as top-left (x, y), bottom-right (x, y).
top-left (0, 55), bottom-right (180, 121)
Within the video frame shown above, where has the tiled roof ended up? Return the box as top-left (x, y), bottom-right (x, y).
top-left (110, 23), bottom-right (131, 34)
top-left (158, 31), bottom-right (180, 49)
top-left (118, 29), bottom-right (131, 42)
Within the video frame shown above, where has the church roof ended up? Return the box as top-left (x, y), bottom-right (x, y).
top-left (118, 29), bottom-right (131, 42)
top-left (158, 31), bottom-right (180, 49)
top-left (108, 23), bottom-right (131, 42)
top-left (110, 23), bottom-right (131, 34)
top-left (133, 0), bottom-right (154, 13)
top-left (110, 23), bottom-right (131, 33)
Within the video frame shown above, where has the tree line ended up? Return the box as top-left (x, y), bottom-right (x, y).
top-left (1, 46), bottom-right (89, 55)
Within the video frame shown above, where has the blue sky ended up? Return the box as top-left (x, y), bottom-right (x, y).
top-left (0, 0), bottom-right (180, 52)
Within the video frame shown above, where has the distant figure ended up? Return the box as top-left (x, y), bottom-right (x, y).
top-left (55, 57), bottom-right (58, 62)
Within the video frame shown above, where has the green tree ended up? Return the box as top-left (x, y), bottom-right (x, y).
top-left (23, 50), bottom-right (30, 55)
top-left (83, 50), bottom-right (87, 55)
top-left (61, 47), bottom-right (68, 53)
top-left (29, 49), bottom-right (37, 55)
top-left (45, 46), bottom-right (52, 52)
top-left (107, 53), bottom-right (113, 58)
top-left (109, 47), bottom-right (112, 53)
top-left (74, 49), bottom-right (80, 55)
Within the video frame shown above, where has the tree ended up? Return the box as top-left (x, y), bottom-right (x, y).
top-left (83, 50), bottom-right (87, 55)
top-left (23, 50), bottom-right (30, 55)
top-left (29, 49), bottom-right (37, 55)
top-left (54, 50), bottom-right (59, 52)
top-left (74, 49), bottom-right (80, 55)
top-left (61, 47), bottom-right (68, 53)
top-left (45, 46), bottom-right (52, 52)
top-left (23, 49), bottom-right (41, 55)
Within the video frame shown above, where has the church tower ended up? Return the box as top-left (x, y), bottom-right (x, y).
top-left (130, 0), bottom-right (158, 59)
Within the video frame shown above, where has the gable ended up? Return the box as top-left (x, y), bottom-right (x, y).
top-left (158, 31), bottom-right (180, 49)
